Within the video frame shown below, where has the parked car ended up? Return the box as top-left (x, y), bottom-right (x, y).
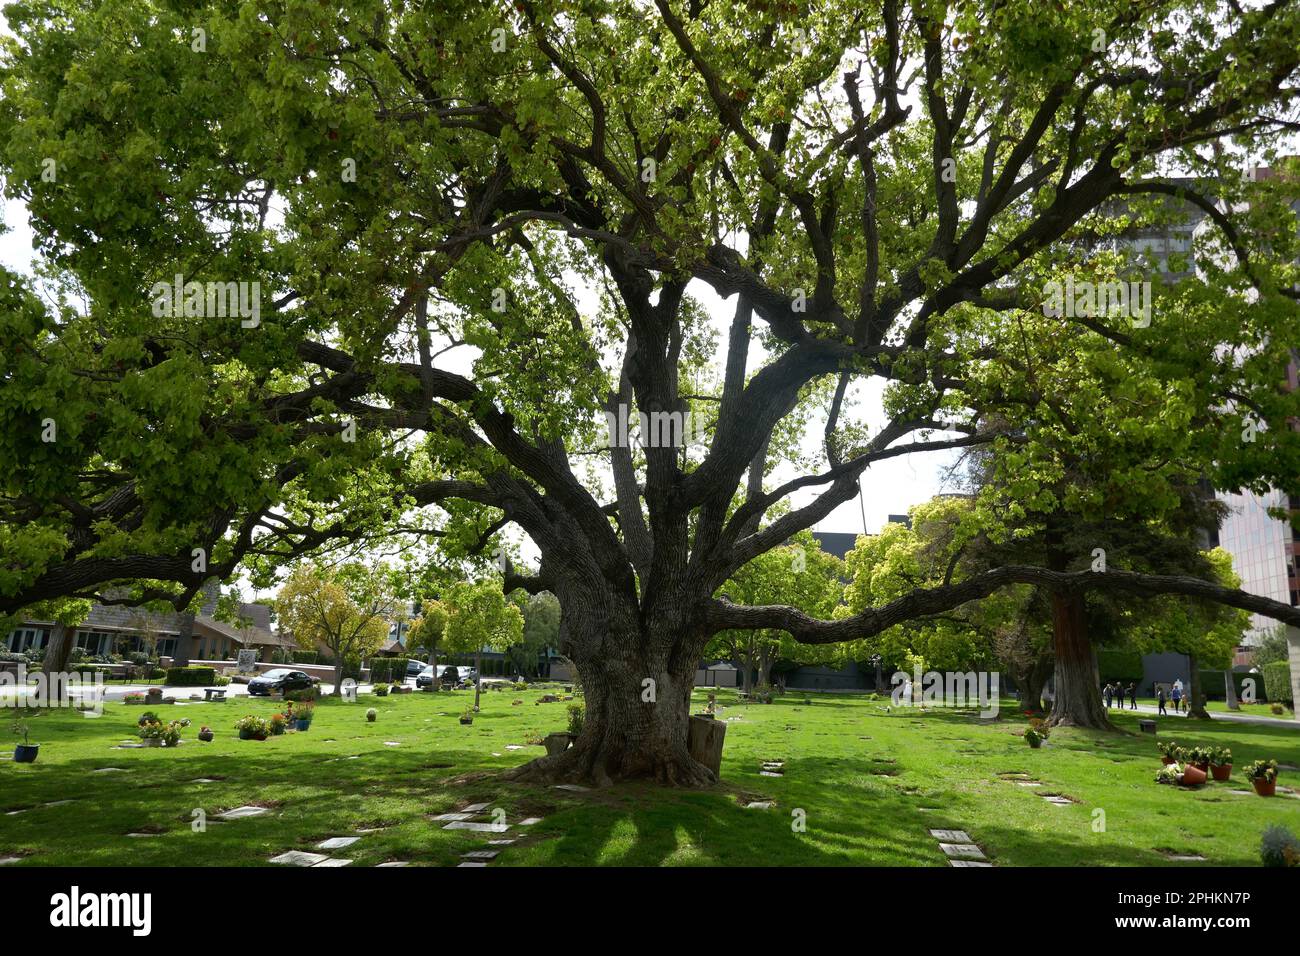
top-left (415, 665), bottom-right (477, 689)
top-left (247, 669), bottom-right (319, 696)
top-left (406, 659), bottom-right (426, 677)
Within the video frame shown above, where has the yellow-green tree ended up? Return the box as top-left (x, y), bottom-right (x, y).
top-left (405, 598), bottom-right (449, 686)
top-left (441, 580), bottom-right (523, 711)
top-left (277, 564), bottom-right (397, 696)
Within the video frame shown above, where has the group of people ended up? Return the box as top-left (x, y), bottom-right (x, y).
top-left (1155, 680), bottom-right (1186, 715)
top-left (1103, 681), bottom-right (1137, 710)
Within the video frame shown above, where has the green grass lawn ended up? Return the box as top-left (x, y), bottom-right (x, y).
top-left (2, 687), bottom-right (1298, 867)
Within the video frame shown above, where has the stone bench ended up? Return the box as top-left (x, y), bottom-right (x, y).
top-left (203, 688), bottom-right (228, 702)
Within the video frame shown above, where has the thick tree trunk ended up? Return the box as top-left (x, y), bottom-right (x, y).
top-left (474, 649), bottom-right (482, 710)
top-left (1017, 653), bottom-right (1053, 715)
top-left (507, 639), bottom-right (714, 788)
top-left (1224, 669), bottom-right (1239, 710)
top-left (1187, 654), bottom-right (1209, 718)
top-left (41, 623), bottom-right (72, 676)
top-left (173, 613), bottom-right (194, 666)
top-left (332, 658), bottom-right (343, 696)
top-left (430, 644), bottom-right (440, 690)
top-left (1046, 590), bottom-right (1113, 730)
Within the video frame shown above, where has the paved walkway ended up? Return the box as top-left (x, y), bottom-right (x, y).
top-left (1103, 701), bottom-right (1297, 730)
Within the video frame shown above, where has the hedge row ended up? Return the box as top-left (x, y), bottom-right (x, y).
top-left (164, 665), bottom-right (217, 686)
top-left (1198, 671), bottom-right (1270, 703)
top-left (368, 657), bottom-right (410, 684)
top-left (1263, 660), bottom-right (1293, 705)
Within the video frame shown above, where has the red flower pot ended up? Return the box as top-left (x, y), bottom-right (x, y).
top-left (1161, 756), bottom-right (1175, 765)
top-left (1252, 778), bottom-right (1276, 797)
top-left (1179, 764), bottom-right (1207, 786)
top-left (1210, 763), bottom-right (1231, 782)
top-left (1193, 761), bottom-right (1210, 775)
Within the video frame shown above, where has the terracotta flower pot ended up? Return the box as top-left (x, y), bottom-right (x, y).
top-left (1252, 777), bottom-right (1276, 797)
top-left (1193, 761), bottom-right (1209, 774)
top-left (1179, 764), bottom-right (1207, 786)
top-left (1210, 763), bottom-right (1231, 782)
top-left (1161, 756), bottom-right (1176, 765)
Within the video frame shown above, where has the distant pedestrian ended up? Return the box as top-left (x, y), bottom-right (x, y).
top-left (1103, 684), bottom-right (1113, 709)
top-left (1171, 684), bottom-right (1182, 713)
top-left (1157, 686), bottom-right (1167, 716)
top-left (1128, 683), bottom-right (1137, 710)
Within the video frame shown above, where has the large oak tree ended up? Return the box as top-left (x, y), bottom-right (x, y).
top-left (3, 1), bottom-right (1300, 784)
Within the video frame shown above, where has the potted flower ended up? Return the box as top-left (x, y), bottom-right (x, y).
top-left (137, 711), bottom-right (160, 727)
top-left (366, 708), bottom-right (378, 723)
top-left (236, 715), bottom-right (269, 741)
top-left (160, 721), bottom-right (182, 748)
top-left (11, 719), bottom-right (38, 763)
top-left (124, 692), bottom-right (145, 705)
top-left (198, 725), bottom-right (214, 742)
top-left (459, 708), bottom-right (473, 726)
top-left (1157, 741), bottom-right (1184, 766)
top-left (1246, 759), bottom-right (1279, 797)
top-left (137, 720), bottom-right (167, 747)
top-left (268, 713), bottom-right (287, 736)
top-left (291, 701), bottom-right (314, 731)
top-left (1209, 746), bottom-right (1232, 781)
top-left (373, 684), bottom-right (389, 697)
top-left (1155, 764), bottom-right (1182, 785)
top-left (1023, 717), bottom-right (1048, 748)
top-left (1185, 746), bottom-right (1211, 774)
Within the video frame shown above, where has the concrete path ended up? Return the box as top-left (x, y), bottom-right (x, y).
top-left (1106, 701), bottom-right (1296, 730)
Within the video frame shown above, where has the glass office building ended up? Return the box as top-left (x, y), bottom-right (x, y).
top-left (1216, 487), bottom-right (1298, 649)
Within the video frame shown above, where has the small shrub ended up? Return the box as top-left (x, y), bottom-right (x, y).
top-left (284, 686), bottom-right (318, 702)
top-left (164, 666), bottom-right (217, 686)
top-left (1260, 825), bottom-right (1300, 867)
top-left (1271, 703), bottom-right (1285, 716)
top-left (235, 715), bottom-right (270, 738)
top-left (366, 708), bottom-right (377, 722)
top-left (1154, 764), bottom-right (1182, 785)
top-left (1157, 741), bottom-right (1185, 762)
top-left (567, 701), bottom-right (586, 736)
top-left (1245, 759), bottom-right (1278, 783)
top-left (373, 684), bottom-right (388, 697)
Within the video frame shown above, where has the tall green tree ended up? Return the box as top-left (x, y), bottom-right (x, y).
top-left (405, 597), bottom-right (449, 683)
top-left (441, 579), bottom-right (524, 711)
top-left (2, 1), bottom-right (1299, 783)
top-left (707, 532), bottom-right (845, 695)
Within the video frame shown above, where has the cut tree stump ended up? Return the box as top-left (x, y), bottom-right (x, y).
top-left (1138, 719), bottom-right (1156, 734)
top-left (687, 714), bottom-right (727, 779)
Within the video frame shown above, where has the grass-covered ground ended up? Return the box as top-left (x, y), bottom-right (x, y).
top-left (2, 686), bottom-right (1297, 867)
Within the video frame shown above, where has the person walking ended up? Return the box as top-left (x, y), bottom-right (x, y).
top-left (1103, 683), bottom-right (1113, 709)
top-left (1171, 683), bottom-right (1182, 714)
top-left (1157, 685), bottom-right (1168, 716)
top-left (1128, 683), bottom-right (1137, 710)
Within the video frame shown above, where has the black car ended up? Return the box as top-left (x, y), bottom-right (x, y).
top-left (415, 664), bottom-right (474, 689)
top-left (406, 659), bottom-right (426, 678)
top-left (246, 668), bottom-right (318, 696)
